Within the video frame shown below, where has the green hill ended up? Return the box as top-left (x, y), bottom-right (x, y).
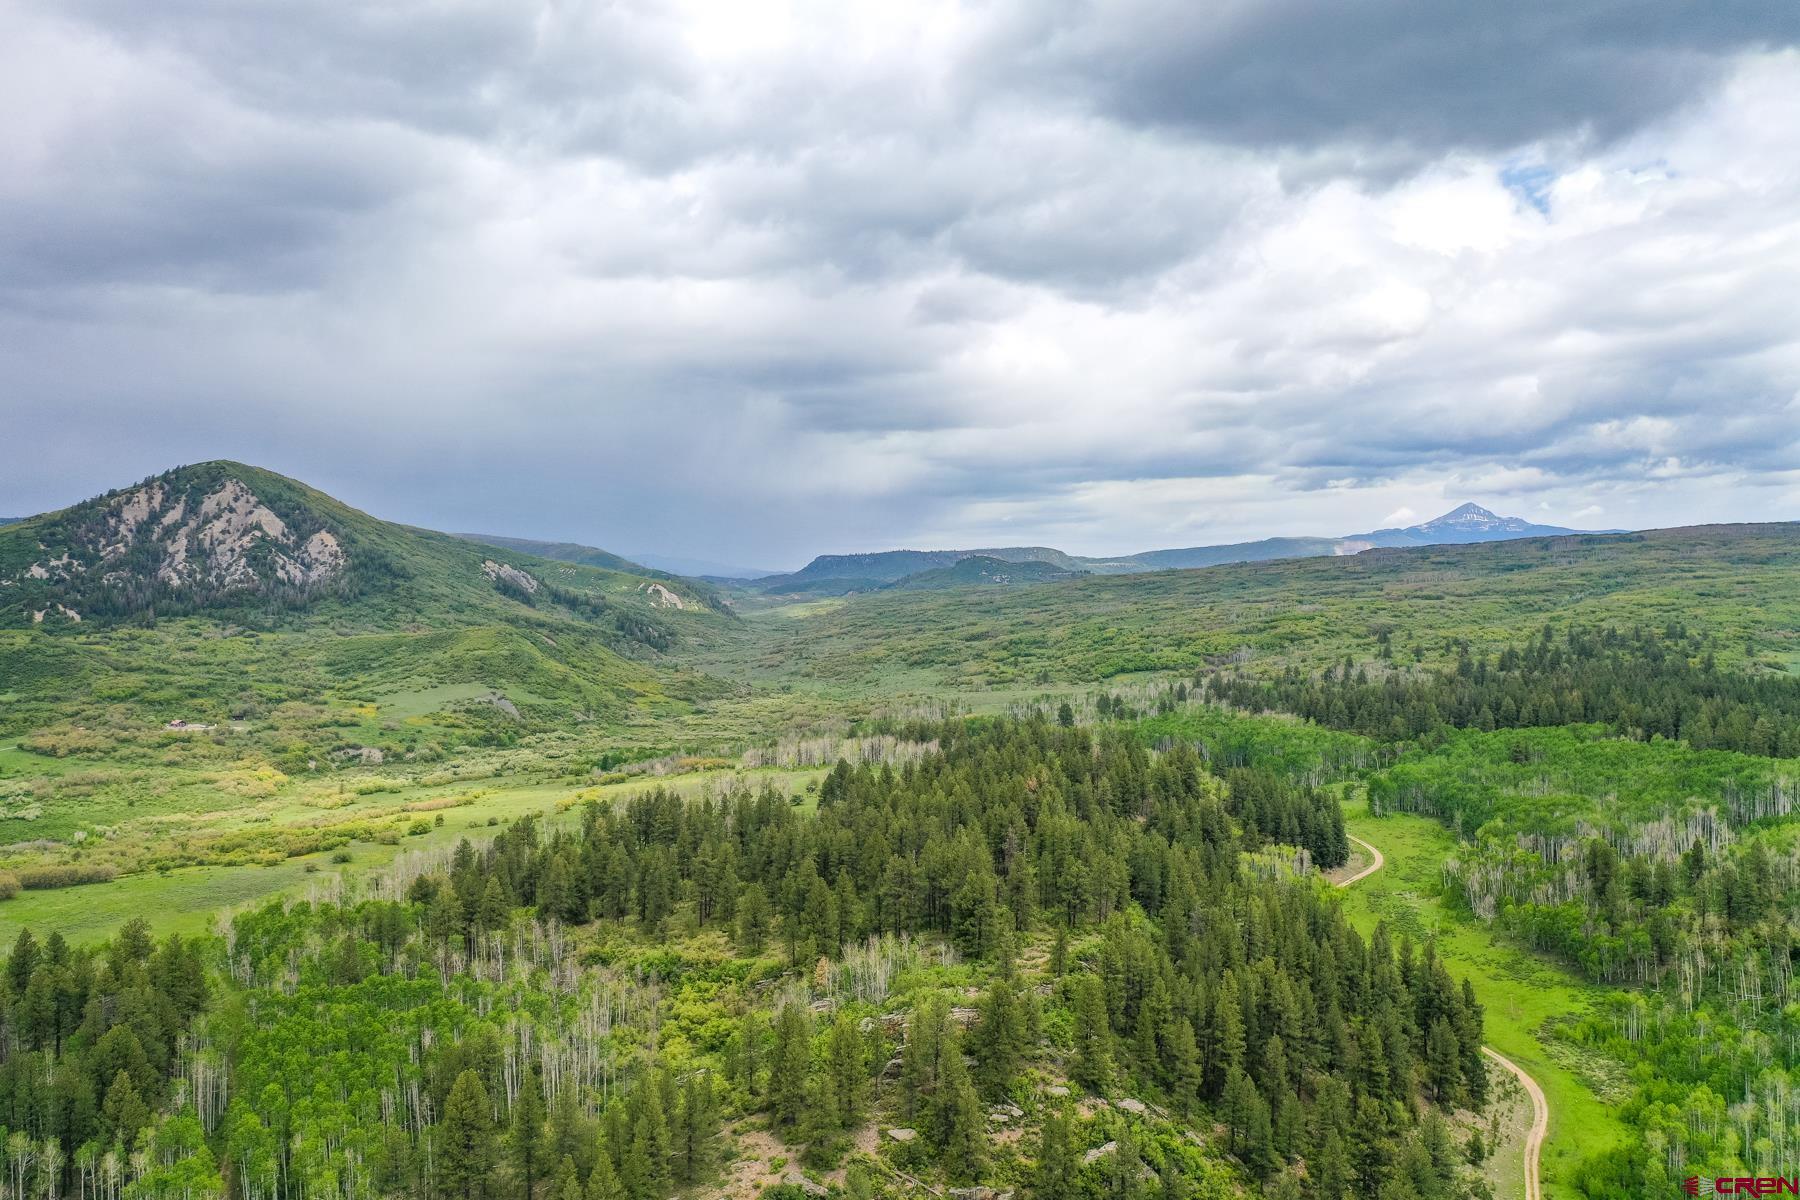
top-left (708, 523), bottom-right (1800, 688)
top-left (887, 554), bottom-right (1088, 589)
top-left (0, 461), bottom-right (720, 632)
top-left (454, 532), bottom-right (662, 579)
top-left (754, 544), bottom-right (1087, 593)
top-left (0, 461), bottom-right (737, 740)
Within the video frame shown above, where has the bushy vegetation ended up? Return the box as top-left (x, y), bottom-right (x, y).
top-left (0, 720), bottom-right (1497, 1200)
top-left (1207, 624), bottom-right (1800, 756)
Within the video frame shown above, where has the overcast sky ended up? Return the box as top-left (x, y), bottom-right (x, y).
top-left (3, 1), bottom-right (1798, 569)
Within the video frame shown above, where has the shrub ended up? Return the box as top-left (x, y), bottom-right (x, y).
top-left (0, 871), bottom-right (19, 900)
top-left (16, 863), bottom-right (117, 889)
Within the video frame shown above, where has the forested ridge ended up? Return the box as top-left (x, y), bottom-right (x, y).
top-left (0, 720), bottom-right (1495, 1200)
top-left (1204, 625), bottom-right (1800, 757)
top-left (1162, 624), bottom-right (1800, 1196)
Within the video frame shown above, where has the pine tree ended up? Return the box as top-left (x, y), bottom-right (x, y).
top-left (584, 1143), bottom-right (624, 1200)
top-left (975, 975), bottom-right (1027, 1097)
top-left (935, 1028), bottom-right (985, 1183)
top-left (477, 879), bottom-right (510, 935)
top-left (554, 1156), bottom-right (584, 1200)
top-left (8, 928), bottom-right (38, 997)
top-left (1071, 974), bottom-right (1113, 1093)
top-left (736, 884), bottom-right (771, 954)
top-left (547, 1087), bottom-right (594, 1180)
top-left (623, 1078), bottom-right (671, 1200)
top-left (900, 996), bottom-right (948, 1122)
top-left (440, 1070), bottom-right (498, 1200)
top-left (1424, 1018), bottom-right (1460, 1105)
top-left (508, 1068), bottom-right (548, 1200)
top-left (826, 1013), bottom-right (868, 1126)
top-left (1032, 1106), bottom-right (1080, 1200)
top-left (673, 1072), bottom-right (719, 1185)
top-left (101, 1070), bottom-right (150, 1149)
top-left (768, 1003), bottom-right (812, 1130)
top-left (1313, 1129), bottom-right (1351, 1200)
top-left (1163, 1017), bottom-right (1202, 1114)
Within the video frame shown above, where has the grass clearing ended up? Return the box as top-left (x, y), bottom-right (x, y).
top-left (0, 764), bottom-right (830, 944)
top-left (1335, 800), bottom-right (1629, 1199)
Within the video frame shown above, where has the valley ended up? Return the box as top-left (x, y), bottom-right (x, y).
top-left (0, 463), bottom-right (1797, 1200)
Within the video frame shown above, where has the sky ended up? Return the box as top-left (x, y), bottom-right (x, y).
top-left (2, 1), bottom-right (1798, 571)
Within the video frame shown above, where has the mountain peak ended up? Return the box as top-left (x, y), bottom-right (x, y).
top-left (1436, 502), bottom-right (1498, 521)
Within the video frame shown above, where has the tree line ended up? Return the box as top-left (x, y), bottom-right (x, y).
top-left (1204, 624), bottom-right (1800, 758)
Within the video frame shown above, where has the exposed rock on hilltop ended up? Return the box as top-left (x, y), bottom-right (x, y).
top-left (101, 476), bottom-right (346, 591)
top-left (0, 460), bottom-right (727, 646)
top-left (0, 463), bottom-right (357, 623)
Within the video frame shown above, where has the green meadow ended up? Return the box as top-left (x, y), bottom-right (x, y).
top-left (1336, 801), bottom-right (1631, 1199)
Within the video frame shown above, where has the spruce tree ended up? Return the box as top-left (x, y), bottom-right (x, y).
top-left (826, 1013), bottom-right (868, 1126)
top-left (935, 1028), bottom-right (985, 1183)
top-left (440, 1070), bottom-right (498, 1200)
top-left (508, 1068), bottom-right (547, 1200)
top-left (1032, 1107), bottom-right (1080, 1200)
top-left (768, 1003), bottom-right (812, 1131)
top-left (975, 975), bottom-right (1027, 1097)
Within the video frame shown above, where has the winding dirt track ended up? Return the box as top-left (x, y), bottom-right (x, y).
top-left (1334, 831), bottom-right (1547, 1200)
top-left (1482, 1046), bottom-right (1547, 1200)
top-left (1338, 833), bottom-right (1386, 887)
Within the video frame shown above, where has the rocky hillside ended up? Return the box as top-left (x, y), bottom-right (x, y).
top-left (0, 462), bottom-right (722, 639)
top-left (0, 464), bottom-right (361, 624)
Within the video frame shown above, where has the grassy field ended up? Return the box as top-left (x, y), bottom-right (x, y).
top-left (0, 765), bottom-right (828, 944)
top-left (1334, 799), bottom-right (1630, 1199)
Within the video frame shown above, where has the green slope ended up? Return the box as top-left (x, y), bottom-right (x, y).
top-left (0, 460), bottom-right (720, 631)
top-left (0, 461), bottom-right (739, 742)
top-left (887, 554), bottom-right (1088, 589)
top-left (704, 523), bottom-right (1800, 687)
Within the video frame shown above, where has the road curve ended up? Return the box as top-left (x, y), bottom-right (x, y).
top-left (1336, 833), bottom-right (1386, 887)
top-left (1332, 829), bottom-right (1546, 1200)
top-left (1482, 1047), bottom-right (1547, 1200)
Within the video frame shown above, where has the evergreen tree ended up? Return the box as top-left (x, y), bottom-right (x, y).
top-left (935, 1028), bottom-right (985, 1183)
top-left (826, 1013), bottom-right (868, 1127)
top-left (975, 975), bottom-right (1028, 1097)
top-left (554, 1156), bottom-right (584, 1200)
top-left (440, 1070), bottom-right (498, 1200)
top-left (1032, 1106), bottom-right (1080, 1200)
top-left (768, 1003), bottom-right (813, 1131)
top-left (585, 1143), bottom-right (624, 1200)
top-left (508, 1068), bottom-right (548, 1200)
top-left (673, 1071), bottom-right (719, 1185)
top-left (1071, 974), bottom-right (1113, 1093)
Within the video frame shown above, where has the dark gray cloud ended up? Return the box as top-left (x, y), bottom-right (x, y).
top-left (0, 0), bottom-right (1796, 563)
top-left (999, 0), bottom-right (1800, 158)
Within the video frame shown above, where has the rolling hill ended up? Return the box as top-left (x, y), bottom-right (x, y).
top-left (0, 462), bottom-right (736, 735)
top-left (705, 522), bottom-right (1800, 688)
top-left (886, 554), bottom-right (1088, 590)
top-left (452, 532), bottom-right (652, 574)
top-left (749, 503), bottom-right (1617, 595)
top-left (0, 461), bottom-right (720, 631)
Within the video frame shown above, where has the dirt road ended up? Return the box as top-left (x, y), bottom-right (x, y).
top-left (1334, 829), bottom-right (1547, 1200)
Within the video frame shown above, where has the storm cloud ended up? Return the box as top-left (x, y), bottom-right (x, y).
top-left (1, 0), bottom-right (1796, 567)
